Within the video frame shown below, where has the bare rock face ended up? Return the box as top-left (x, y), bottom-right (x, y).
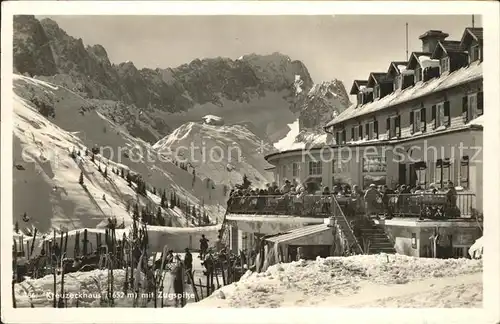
top-left (298, 79), bottom-right (351, 132)
top-left (13, 16), bottom-right (345, 145)
top-left (13, 15), bottom-right (57, 77)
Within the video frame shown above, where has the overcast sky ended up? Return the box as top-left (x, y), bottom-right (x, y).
top-left (40, 15), bottom-right (481, 89)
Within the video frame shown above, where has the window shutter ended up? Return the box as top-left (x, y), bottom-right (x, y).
top-left (335, 131), bottom-right (340, 145)
top-left (342, 129), bottom-right (346, 144)
top-left (365, 123), bottom-right (369, 139)
top-left (444, 101), bottom-right (451, 126)
top-left (351, 127), bottom-right (354, 141)
top-left (410, 111), bottom-right (414, 134)
top-left (477, 91), bottom-right (483, 116)
top-left (386, 117), bottom-right (390, 133)
top-left (421, 108), bottom-right (427, 132)
top-left (374, 120), bottom-right (379, 138)
top-left (431, 105), bottom-right (437, 129)
top-left (462, 96), bottom-right (468, 123)
top-left (396, 115), bottom-right (401, 137)
top-left (359, 124), bottom-right (363, 138)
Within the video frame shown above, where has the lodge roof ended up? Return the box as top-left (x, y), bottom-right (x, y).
top-left (407, 52), bottom-right (433, 70)
top-left (325, 61), bottom-right (482, 127)
top-left (349, 80), bottom-right (369, 95)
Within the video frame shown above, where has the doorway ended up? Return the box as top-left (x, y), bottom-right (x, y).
top-left (398, 163), bottom-right (407, 185)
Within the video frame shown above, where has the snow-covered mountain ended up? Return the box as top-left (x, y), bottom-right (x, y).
top-left (12, 74), bottom-right (227, 234)
top-left (274, 80), bottom-right (351, 151)
top-left (153, 119), bottom-right (276, 187)
top-left (13, 16), bottom-right (316, 144)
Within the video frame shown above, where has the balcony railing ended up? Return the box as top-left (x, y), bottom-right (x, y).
top-left (227, 193), bottom-right (477, 219)
top-left (386, 193), bottom-right (476, 219)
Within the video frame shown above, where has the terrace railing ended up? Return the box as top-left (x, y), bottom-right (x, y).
top-left (227, 192), bottom-right (477, 220)
top-left (227, 194), bottom-right (337, 218)
top-left (386, 193), bottom-right (476, 219)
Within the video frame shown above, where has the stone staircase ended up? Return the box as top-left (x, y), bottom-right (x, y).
top-left (354, 218), bottom-right (396, 254)
top-left (335, 199), bottom-right (396, 254)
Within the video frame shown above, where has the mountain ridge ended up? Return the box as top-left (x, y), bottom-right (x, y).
top-left (13, 15), bottom-right (350, 146)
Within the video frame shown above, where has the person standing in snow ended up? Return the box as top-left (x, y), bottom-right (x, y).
top-left (184, 248), bottom-right (193, 283)
top-left (200, 234), bottom-right (209, 259)
top-left (172, 257), bottom-right (185, 307)
top-left (364, 184), bottom-right (383, 219)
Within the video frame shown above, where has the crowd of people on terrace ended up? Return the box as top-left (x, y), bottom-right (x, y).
top-left (227, 178), bottom-right (460, 219)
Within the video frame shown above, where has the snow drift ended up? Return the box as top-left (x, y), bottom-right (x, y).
top-left (189, 254), bottom-right (482, 308)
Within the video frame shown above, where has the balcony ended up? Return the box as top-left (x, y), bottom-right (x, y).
top-left (226, 193), bottom-right (478, 220)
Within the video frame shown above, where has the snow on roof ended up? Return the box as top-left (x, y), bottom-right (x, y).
top-left (419, 56), bottom-right (440, 69)
top-left (397, 65), bottom-right (407, 73)
top-left (360, 87), bottom-right (373, 93)
top-left (468, 114), bottom-right (484, 126)
top-left (202, 115), bottom-right (223, 122)
top-left (265, 223), bottom-right (330, 244)
top-left (327, 61), bottom-right (482, 127)
top-left (402, 69), bottom-right (415, 76)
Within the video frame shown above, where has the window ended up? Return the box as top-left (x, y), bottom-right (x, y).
top-left (411, 233), bottom-right (417, 249)
top-left (393, 75), bottom-right (402, 91)
top-left (362, 156), bottom-right (387, 172)
top-left (460, 156), bottom-right (469, 189)
top-left (435, 159), bottom-right (451, 188)
top-left (292, 162), bottom-right (300, 178)
top-left (440, 56), bottom-right (450, 73)
top-left (357, 93), bottom-right (363, 106)
top-left (362, 174), bottom-right (387, 189)
top-left (373, 85), bottom-right (380, 99)
top-left (308, 161), bottom-right (322, 176)
top-left (387, 115), bottom-right (400, 138)
top-left (469, 45), bottom-right (480, 63)
top-left (282, 165), bottom-right (287, 179)
top-left (415, 161), bottom-right (427, 186)
top-left (411, 109), bottom-right (422, 133)
top-left (332, 160), bottom-right (350, 174)
top-left (433, 102), bottom-right (450, 128)
top-left (359, 124), bottom-right (363, 139)
top-left (414, 66), bottom-right (422, 83)
top-left (368, 122), bottom-right (374, 140)
top-left (464, 92), bottom-right (483, 122)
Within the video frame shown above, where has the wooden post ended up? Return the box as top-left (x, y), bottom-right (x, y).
top-left (205, 270), bottom-right (210, 296)
top-left (64, 231), bottom-right (69, 258)
top-left (220, 260), bottom-right (226, 286)
top-left (83, 229), bottom-right (88, 257)
top-left (30, 228), bottom-right (38, 258)
top-left (215, 267), bottom-right (220, 289)
top-left (198, 278), bottom-right (204, 299)
top-left (188, 270), bottom-right (199, 302)
top-left (53, 230), bottom-right (57, 308)
top-left (74, 231), bottom-right (80, 258)
top-left (26, 241), bottom-right (30, 260)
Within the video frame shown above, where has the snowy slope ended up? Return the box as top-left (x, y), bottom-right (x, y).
top-left (189, 254), bottom-right (482, 308)
top-left (12, 74), bottom-right (228, 233)
top-left (153, 121), bottom-right (275, 188)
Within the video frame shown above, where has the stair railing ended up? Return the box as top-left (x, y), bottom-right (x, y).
top-left (332, 196), bottom-right (363, 254)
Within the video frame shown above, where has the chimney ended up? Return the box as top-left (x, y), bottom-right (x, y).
top-left (419, 30), bottom-right (449, 53)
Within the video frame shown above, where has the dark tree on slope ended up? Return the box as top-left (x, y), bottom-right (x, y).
top-left (79, 171), bottom-right (84, 185)
top-left (121, 168), bottom-right (125, 178)
top-left (91, 153), bottom-right (95, 162)
top-left (156, 207), bottom-right (165, 226)
top-left (133, 203), bottom-right (139, 221)
top-left (126, 171), bottom-right (132, 186)
top-left (14, 221), bottom-right (19, 234)
top-left (242, 174), bottom-right (251, 190)
top-left (103, 166), bottom-right (108, 178)
top-left (98, 164), bottom-right (102, 173)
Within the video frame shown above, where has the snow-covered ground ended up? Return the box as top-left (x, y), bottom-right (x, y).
top-left (14, 253), bottom-right (209, 308)
top-left (189, 254), bottom-right (482, 308)
top-left (273, 119), bottom-right (328, 151)
top-left (153, 121), bottom-right (275, 188)
top-left (12, 74), bottom-right (229, 233)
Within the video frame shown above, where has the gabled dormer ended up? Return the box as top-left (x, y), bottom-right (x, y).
top-left (349, 80), bottom-right (368, 106)
top-left (367, 72), bottom-right (393, 100)
top-left (460, 27), bottom-right (483, 63)
top-left (431, 40), bottom-right (468, 74)
top-left (407, 52), bottom-right (440, 84)
top-left (387, 61), bottom-right (408, 92)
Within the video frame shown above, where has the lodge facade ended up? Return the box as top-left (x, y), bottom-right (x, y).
top-left (266, 28), bottom-right (484, 213)
top-left (224, 27), bottom-right (484, 261)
